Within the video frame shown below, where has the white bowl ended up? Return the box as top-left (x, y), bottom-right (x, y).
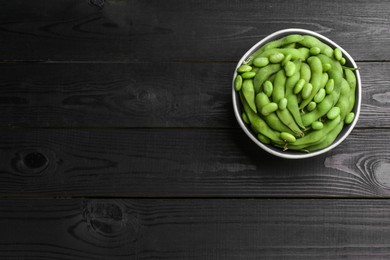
top-left (232, 28), bottom-right (361, 159)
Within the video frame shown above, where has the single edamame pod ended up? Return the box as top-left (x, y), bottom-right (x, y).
top-left (284, 61), bottom-right (296, 77)
top-left (279, 98), bottom-right (288, 110)
top-left (327, 106), bottom-right (341, 120)
top-left (336, 78), bottom-right (351, 120)
top-left (307, 101), bottom-right (317, 111)
top-left (311, 121), bottom-right (324, 130)
top-left (299, 35), bottom-right (334, 57)
top-left (301, 82), bottom-right (313, 99)
top-left (234, 75), bottom-right (242, 91)
top-left (237, 64), bottom-right (252, 73)
top-left (300, 56), bottom-right (323, 108)
top-left (334, 48), bottom-right (342, 61)
top-left (263, 80), bottom-right (273, 97)
top-left (280, 132), bottom-right (296, 143)
top-left (242, 79), bottom-right (257, 113)
top-left (300, 63), bottom-right (311, 83)
top-left (253, 57), bottom-right (269, 67)
top-left (285, 60), bottom-right (305, 129)
top-left (344, 69), bottom-right (357, 113)
top-left (340, 57), bottom-right (346, 65)
top-left (294, 79), bottom-right (305, 94)
top-left (269, 53), bottom-right (285, 63)
top-left (261, 102), bottom-right (278, 116)
top-left (242, 112), bottom-right (250, 124)
top-left (345, 112), bottom-right (355, 124)
top-left (276, 109), bottom-right (304, 136)
top-left (272, 69), bottom-right (287, 102)
top-left (257, 134), bottom-right (271, 144)
top-left (241, 71), bottom-right (256, 79)
top-left (314, 88), bottom-right (326, 103)
top-left (246, 34), bottom-right (305, 64)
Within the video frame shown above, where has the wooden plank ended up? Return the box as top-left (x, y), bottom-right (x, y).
top-left (0, 0), bottom-right (389, 61)
top-left (0, 62), bottom-right (387, 127)
top-left (0, 128), bottom-right (389, 197)
top-left (1, 198), bottom-right (390, 259)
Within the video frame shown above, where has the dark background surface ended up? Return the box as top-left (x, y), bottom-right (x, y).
top-left (1, 0), bottom-right (390, 259)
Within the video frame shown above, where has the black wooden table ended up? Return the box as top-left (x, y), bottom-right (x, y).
top-left (1, 0), bottom-right (390, 259)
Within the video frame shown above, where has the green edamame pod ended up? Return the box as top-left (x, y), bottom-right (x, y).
top-left (238, 65), bottom-right (252, 73)
top-left (246, 35), bottom-right (304, 64)
top-left (269, 53), bottom-right (285, 63)
top-left (317, 54), bottom-right (343, 106)
top-left (345, 112), bottom-right (355, 124)
top-left (234, 75), bottom-right (242, 91)
top-left (241, 71), bottom-right (256, 79)
top-left (327, 106), bottom-right (341, 120)
top-left (253, 57), bottom-right (269, 67)
top-left (299, 35), bottom-right (334, 57)
top-left (263, 80), bottom-right (273, 97)
top-left (285, 61), bottom-right (305, 129)
top-left (344, 69), bottom-right (357, 113)
top-left (253, 64), bottom-right (281, 93)
top-left (276, 109), bottom-right (304, 136)
top-left (263, 34), bottom-right (304, 51)
top-left (307, 101), bottom-right (317, 111)
top-left (335, 78), bottom-right (351, 120)
top-left (256, 48), bottom-right (308, 61)
top-left (301, 82), bottom-right (313, 100)
top-left (340, 57), bottom-right (346, 65)
top-left (300, 63), bottom-right (311, 83)
top-left (242, 112), bottom-right (250, 124)
top-left (299, 56), bottom-right (323, 108)
top-left (242, 79), bottom-right (257, 113)
top-left (257, 134), bottom-right (271, 144)
top-left (272, 70), bottom-right (287, 102)
top-left (280, 132), bottom-right (296, 143)
top-left (261, 102), bottom-right (278, 116)
top-left (314, 88), bottom-right (326, 103)
top-left (334, 48), bottom-right (342, 61)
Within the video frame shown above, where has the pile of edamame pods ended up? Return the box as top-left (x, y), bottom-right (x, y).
top-left (234, 34), bottom-right (358, 152)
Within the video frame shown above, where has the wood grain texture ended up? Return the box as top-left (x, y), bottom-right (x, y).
top-left (0, 0), bottom-right (389, 61)
top-left (0, 128), bottom-right (389, 197)
top-left (1, 198), bottom-right (390, 259)
top-left (0, 61), bottom-right (387, 127)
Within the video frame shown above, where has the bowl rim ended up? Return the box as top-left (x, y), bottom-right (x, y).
top-left (232, 28), bottom-right (361, 159)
